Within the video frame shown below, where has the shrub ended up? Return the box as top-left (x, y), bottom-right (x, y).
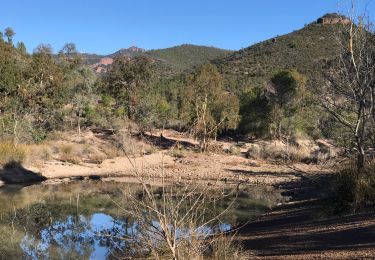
top-left (205, 235), bottom-right (249, 260)
top-left (246, 140), bottom-right (315, 163)
top-left (335, 160), bottom-right (375, 212)
top-left (168, 147), bottom-right (187, 159)
top-left (59, 144), bottom-right (80, 164)
top-left (88, 148), bottom-right (107, 164)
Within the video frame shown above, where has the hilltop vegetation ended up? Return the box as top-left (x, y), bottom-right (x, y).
top-left (82, 44), bottom-right (232, 77)
top-left (147, 44), bottom-right (232, 74)
top-left (213, 22), bottom-right (342, 92)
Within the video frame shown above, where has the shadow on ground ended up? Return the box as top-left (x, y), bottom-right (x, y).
top-left (237, 171), bottom-right (375, 257)
top-left (0, 161), bottom-right (47, 184)
top-left (137, 133), bottom-right (197, 150)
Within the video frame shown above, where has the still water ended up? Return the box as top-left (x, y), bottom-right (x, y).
top-left (0, 180), bottom-right (280, 259)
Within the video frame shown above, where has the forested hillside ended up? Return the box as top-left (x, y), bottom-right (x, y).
top-left (213, 21), bottom-right (343, 92)
top-left (82, 44), bottom-right (232, 76)
top-left (146, 44), bottom-right (232, 73)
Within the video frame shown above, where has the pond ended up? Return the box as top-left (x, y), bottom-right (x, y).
top-left (0, 180), bottom-right (282, 259)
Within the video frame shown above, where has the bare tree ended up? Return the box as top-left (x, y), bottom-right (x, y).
top-left (323, 9), bottom-right (375, 172)
top-left (114, 144), bottom-right (244, 259)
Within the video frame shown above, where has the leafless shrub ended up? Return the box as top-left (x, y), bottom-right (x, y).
top-left (115, 151), bottom-right (245, 259)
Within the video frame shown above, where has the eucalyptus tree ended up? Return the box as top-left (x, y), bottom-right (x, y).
top-left (4, 27), bottom-right (15, 45)
top-left (265, 69), bottom-right (307, 140)
top-left (105, 55), bottom-right (153, 120)
top-left (181, 63), bottom-right (240, 151)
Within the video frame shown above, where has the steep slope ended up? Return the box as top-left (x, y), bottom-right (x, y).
top-left (213, 19), bottom-right (344, 91)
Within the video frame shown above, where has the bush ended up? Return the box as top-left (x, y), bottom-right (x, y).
top-left (59, 144), bottom-right (80, 164)
top-left (246, 140), bottom-right (314, 163)
top-left (168, 147), bottom-right (187, 159)
top-left (335, 161), bottom-right (375, 212)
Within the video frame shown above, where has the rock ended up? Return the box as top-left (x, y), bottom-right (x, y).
top-left (246, 160), bottom-right (261, 167)
top-left (316, 139), bottom-right (342, 158)
top-left (0, 180), bottom-right (4, 187)
top-left (0, 161), bottom-right (47, 184)
top-left (222, 144), bottom-right (231, 153)
top-left (246, 144), bottom-right (261, 159)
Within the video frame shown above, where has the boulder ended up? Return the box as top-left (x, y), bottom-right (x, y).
top-left (246, 144), bottom-right (261, 159)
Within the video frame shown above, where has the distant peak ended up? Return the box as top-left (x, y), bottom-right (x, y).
top-left (127, 46), bottom-right (145, 53)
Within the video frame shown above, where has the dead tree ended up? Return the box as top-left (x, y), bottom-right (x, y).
top-left (323, 13), bottom-right (375, 172)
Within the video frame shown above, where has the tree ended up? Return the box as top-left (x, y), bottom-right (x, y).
top-left (26, 44), bottom-right (66, 133)
top-left (105, 56), bottom-right (153, 120)
top-left (57, 43), bottom-right (94, 135)
top-left (265, 69), bottom-right (307, 140)
top-left (4, 27), bottom-right (15, 45)
top-left (181, 64), bottom-right (240, 151)
top-left (0, 38), bottom-right (27, 143)
top-left (16, 42), bottom-right (27, 54)
top-left (323, 14), bottom-right (375, 172)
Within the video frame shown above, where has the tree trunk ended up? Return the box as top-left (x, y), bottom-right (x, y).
top-left (77, 109), bottom-right (81, 136)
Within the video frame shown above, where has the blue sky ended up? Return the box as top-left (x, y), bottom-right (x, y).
top-left (1, 0), bottom-right (374, 54)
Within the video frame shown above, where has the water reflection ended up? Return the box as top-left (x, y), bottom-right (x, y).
top-left (0, 181), bottom-right (280, 259)
top-left (21, 213), bottom-right (122, 259)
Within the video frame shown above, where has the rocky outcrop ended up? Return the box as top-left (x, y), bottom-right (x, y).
top-left (85, 46), bottom-right (145, 74)
top-left (317, 13), bottom-right (351, 25)
top-left (91, 57), bottom-right (114, 73)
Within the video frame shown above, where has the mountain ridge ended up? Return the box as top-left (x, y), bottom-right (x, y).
top-left (81, 44), bottom-right (232, 75)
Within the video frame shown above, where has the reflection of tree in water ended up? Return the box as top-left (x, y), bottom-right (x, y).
top-left (0, 183), bottom-right (278, 258)
top-left (20, 212), bottom-right (135, 259)
top-left (21, 215), bottom-right (95, 259)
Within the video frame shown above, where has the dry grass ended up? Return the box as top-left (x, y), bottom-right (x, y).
top-left (58, 144), bottom-right (81, 164)
top-left (168, 147), bottom-right (188, 159)
top-left (246, 140), bottom-right (316, 163)
top-left (0, 142), bottom-right (28, 165)
top-left (115, 129), bottom-right (156, 157)
top-left (86, 147), bottom-right (108, 164)
top-left (206, 236), bottom-right (250, 260)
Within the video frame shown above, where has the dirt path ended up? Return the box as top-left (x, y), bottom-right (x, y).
top-left (239, 172), bottom-right (375, 259)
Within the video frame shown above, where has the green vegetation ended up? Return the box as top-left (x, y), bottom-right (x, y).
top-left (147, 44), bottom-right (233, 74)
top-left (180, 63), bottom-right (240, 150)
top-left (0, 13), bottom-right (374, 212)
top-left (213, 23), bottom-right (342, 92)
top-left (81, 44), bottom-right (232, 77)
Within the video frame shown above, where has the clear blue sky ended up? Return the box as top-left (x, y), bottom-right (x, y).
top-left (1, 0), bottom-right (373, 54)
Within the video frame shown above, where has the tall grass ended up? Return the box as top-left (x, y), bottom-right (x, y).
top-left (0, 142), bottom-right (28, 165)
top-left (246, 140), bottom-right (314, 163)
